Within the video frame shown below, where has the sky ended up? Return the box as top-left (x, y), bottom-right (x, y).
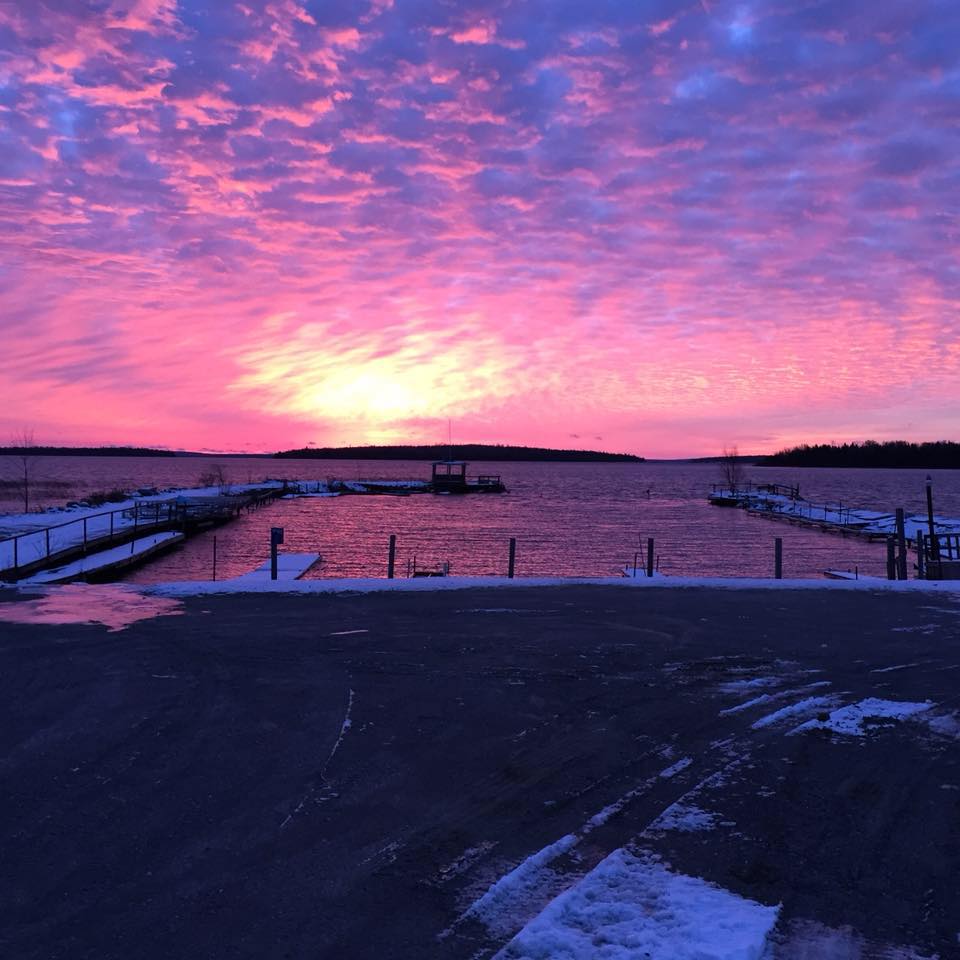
top-left (0, 0), bottom-right (958, 457)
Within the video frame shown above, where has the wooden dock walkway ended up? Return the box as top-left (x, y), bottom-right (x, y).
top-left (1, 484), bottom-right (287, 583)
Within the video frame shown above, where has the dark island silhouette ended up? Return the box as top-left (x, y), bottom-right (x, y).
top-left (274, 444), bottom-right (644, 462)
top-left (761, 440), bottom-right (960, 469)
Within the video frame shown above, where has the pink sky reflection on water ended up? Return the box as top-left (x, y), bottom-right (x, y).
top-left (0, 585), bottom-right (184, 632)
top-left (0, 2), bottom-right (957, 456)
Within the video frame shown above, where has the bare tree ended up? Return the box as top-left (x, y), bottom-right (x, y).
top-left (719, 444), bottom-right (744, 494)
top-left (10, 428), bottom-right (40, 513)
top-left (198, 462), bottom-right (231, 494)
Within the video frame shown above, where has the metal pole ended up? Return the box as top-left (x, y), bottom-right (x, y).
top-left (271, 537), bottom-right (278, 580)
top-left (917, 532), bottom-right (925, 580)
top-left (895, 508), bottom-right (907, 581)
top-left (774, 537), bottom-right (783, 579)
top-left (212, 536), bottom-right (218, 581)
top-left (646, 537), bottom-right (654, 578)
top-left (633, 552), bottom-right (638, 577)
top-left (508, 537), bottom-right (516, 579)
top-left (926, 476), bottom-right (939, 562)
top-left (886, 538), bottom-right (896, 580)
top-left (387, 534), bottom-right (396, 579)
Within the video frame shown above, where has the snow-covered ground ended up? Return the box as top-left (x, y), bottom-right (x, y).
top-left (147, 573), bottom-right (960, 597)
top-left (495, 849), bottom-right (779, 960)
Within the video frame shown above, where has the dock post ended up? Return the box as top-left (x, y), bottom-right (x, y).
top-left (886, 538), bottom-right (896, 580)
top-left (508, 538), bottom-right (516, 579)
top-left (895, 508), bottom-right (908, 580)
top-left (917, 532), bottom-right (925, 580)
top-left (212, 536), bottom-right (218, 582)
top-left (83, 517), bottom-right (88, 555)
top-left (646, 537), bottom-right (654, 578)
top-left (387, 534), bottom-right (396, 579)
top-left (270, 527), bottom-right (284, 580)
top-left (774, 537), bottom-right (782, 579)
top-left (925, 476), bottom-right (939, 562)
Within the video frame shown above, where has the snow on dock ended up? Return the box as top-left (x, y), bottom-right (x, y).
top-left (21, 533), bottom-right (185, 584)
top-left (228, 552), bottom-right (321, 583)
top-left (709, 484), bottom-right (960, 541)
top-left (0, 481), bottom-right (288, 578)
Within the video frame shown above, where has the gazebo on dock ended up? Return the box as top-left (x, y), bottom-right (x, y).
top-left (431, 460), bottom-right (469, 492)
top-left (430, 461), bottom-right (506, 494)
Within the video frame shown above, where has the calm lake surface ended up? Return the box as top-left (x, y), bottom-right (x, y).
top-left (2, 456), bottom-right (959, 580)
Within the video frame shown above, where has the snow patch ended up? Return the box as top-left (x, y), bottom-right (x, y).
top-left (660, 757), bottom-right (693, 779)
top-left (457, 834), bottom-right (580, 937)
top-left (648, 802), bottom-right (720, 833)
top-left (495, 849), bottom-right (779, 960)
top-left (751, 696), bottom-right (838, 730)
top-left (791, 698), bottom-right (934, 737)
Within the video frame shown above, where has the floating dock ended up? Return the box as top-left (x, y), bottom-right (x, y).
top-left (22, 533), bottom-right (186, 585)
top-left (227, 552), bottom-right (321, 583)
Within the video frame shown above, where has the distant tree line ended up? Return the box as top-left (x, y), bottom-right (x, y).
top-left (274, 444), bottom-right (644, 462)
top-left (762, 441), bottom-right (960, 469)
top-left (0, 446), bottom-right (177, 457)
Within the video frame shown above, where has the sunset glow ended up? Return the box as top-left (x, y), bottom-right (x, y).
top-left (1, 0), bottom-right (958, 455)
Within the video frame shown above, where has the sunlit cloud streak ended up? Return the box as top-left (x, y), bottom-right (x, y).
top-left (0, 0), bottom-right (958, 455)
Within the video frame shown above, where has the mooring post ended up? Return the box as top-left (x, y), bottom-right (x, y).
top-left (212, 536), bottom-right (218, 582)
top-left (895, 508), bottom-right (908, 580)
top-left (886, 538), bottom-right (896, 580)
top-left (508, 537), bottom-right (516, 579)
top-left (646, 537), bottom-right (655, 578)
top-left (387, 534), bottom-right (396, 579)
top-left (925, 476), bottom-right (939, 563)
top-left (774, 537), bottom-right (783, 579)
top-left (270, 526), bottom-right (284, 581)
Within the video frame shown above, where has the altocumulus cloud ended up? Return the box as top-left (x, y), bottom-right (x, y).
top-left (0, 0), bottom-right (958, 453)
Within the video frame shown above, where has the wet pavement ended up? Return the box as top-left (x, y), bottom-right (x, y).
top-left (1, 585), bottom-right (959, 958)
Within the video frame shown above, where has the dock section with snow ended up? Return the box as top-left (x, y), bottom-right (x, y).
top-left (21, 533), bottom-right (185, 584)
top-left (227, 552), bottom-right (321, 584)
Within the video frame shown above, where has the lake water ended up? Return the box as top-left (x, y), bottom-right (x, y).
top-left (2, 456), bottom-right (959, 581)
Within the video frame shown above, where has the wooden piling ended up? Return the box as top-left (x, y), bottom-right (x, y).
top-left (387, 534), bottom-right (396, 579)
top-left (508, 537), bottom-right (516, 579)
top-left (895, 508), bottom-right (907, 580)
top-left (212, 536), bottom-right (218, 582)
top-left (646, 537), bottom-right (654, 578)
top-left (774, 537), bottom-right (783, 579)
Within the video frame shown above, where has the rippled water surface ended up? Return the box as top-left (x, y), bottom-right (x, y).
top-left (2, 456), bottom-right (958, 580)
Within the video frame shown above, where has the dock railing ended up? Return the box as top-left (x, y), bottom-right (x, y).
top-left (919, 531), bottom-right (960, 580)
top-left (0, 500), bottom-right (180, 580)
